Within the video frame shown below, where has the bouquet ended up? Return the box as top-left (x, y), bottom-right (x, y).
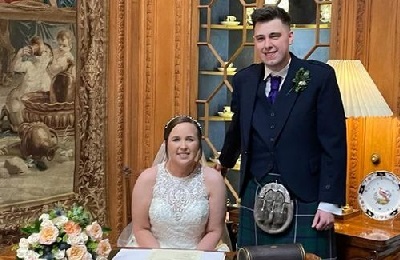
top-left (15, 204), bottom-right (112, 260)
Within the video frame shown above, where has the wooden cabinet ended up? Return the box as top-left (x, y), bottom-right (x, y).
top-left (194, 0), bottom-right (262, 208)
top-left (335, 215), bottom-right (400, 259)
top-left (194, 0), bottom-right (260, 158)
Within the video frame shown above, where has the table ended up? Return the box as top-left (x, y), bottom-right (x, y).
top-left (1, 247), bottom-right (236, 260)
top-left (335, 214), bottom-right (400, 259)
top-left (110, 248), bottom-right (237, 260)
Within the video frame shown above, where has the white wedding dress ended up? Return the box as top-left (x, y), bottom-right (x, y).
top-left (120, 162), bottom-right (210, 249)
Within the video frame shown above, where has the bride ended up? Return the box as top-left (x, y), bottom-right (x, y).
top-left (118, 115), bottom-right (229, 251)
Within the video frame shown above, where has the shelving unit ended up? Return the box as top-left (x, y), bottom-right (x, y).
top-left (196, 0), bottom-right (260, 159)
top-left (194, 1), bottom-right (263, 216)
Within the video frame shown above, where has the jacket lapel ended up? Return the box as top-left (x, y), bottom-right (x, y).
top-left (241, 63), bottom-right (264, 148)
top-left (272, 56), bottom-right (303, 142)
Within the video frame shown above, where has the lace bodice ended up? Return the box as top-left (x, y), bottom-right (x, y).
top-left (148, 163), bottom-right (209, 249)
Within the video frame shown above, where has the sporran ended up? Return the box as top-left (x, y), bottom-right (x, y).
top-left (253, 182), bottom-right (293, 234)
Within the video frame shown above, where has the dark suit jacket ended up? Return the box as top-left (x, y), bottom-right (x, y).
top-left (219, 54), bottom-right (347, 205)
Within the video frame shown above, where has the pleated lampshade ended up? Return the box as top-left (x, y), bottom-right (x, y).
top-left (327, 60), bottom-right (393, 117)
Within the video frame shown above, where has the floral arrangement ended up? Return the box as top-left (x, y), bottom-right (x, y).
top-left (289, 67), bottom-right (310, 93)
top-left (15, 204), bottom-right (112, 260)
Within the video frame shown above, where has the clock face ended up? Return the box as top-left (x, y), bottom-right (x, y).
top-left (358, 171), bottom-right (400, 220)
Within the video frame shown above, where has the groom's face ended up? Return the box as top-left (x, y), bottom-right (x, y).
top-left (253, 18), bottom-right (293, 72)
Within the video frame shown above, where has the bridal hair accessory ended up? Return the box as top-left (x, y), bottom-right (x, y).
top-left (163, 115), bottom-right (202, 140)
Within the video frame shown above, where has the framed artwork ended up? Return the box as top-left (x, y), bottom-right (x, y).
top-left (0, 0), bottom-right (108, 247)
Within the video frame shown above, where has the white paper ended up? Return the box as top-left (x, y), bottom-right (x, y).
top-left (113, 248), bottom-right (225, 260)
top-left (150, 249), bottom-right (201, 260)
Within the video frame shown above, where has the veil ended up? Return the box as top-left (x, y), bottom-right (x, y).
top-left (117, 142), bottom-right (231, 251)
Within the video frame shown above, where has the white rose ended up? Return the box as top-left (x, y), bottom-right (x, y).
top-left (16, 247), bottom-right (29, 258)
top-left (84, 252), bottom-right (93, 260)
top-left (28, 233), bottom-right (40, 244)
top-left (40, 219), bottom-right (54, 227)
top-left (25, 250), bottom-right (41, 260)
top-left (53, 249), bottom-right (66, 260)
top-left (19, 237), bottom-right (30, 249)
top-left (81, 232), bottom-right (88, 242)
top-left (39, 213), bottom-right (50, 222)
top-left (67, 233), bottom-right (87, 245)
top-left (52, 215), bottom-right (68, 228)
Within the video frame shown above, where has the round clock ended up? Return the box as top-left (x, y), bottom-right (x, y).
top-left (358, 171), bottom-right (400, 220)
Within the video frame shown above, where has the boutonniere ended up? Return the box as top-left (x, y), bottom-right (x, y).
top-left (288, 67), bottom-right (310, 94)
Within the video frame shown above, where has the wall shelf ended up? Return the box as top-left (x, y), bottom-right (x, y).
top-left (198, 116), bottom-right (232, 121)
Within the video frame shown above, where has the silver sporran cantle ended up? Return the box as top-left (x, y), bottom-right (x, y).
top-left (254, 182), bottom-right (293, 234)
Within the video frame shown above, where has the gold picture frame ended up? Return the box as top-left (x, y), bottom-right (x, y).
top-left (0, 0), bottom-right (108, 247)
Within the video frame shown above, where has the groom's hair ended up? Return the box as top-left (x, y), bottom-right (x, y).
top-left (163, 115), bottom-right (203, 156)
top-left (251, 5), bottom-right (291, 28)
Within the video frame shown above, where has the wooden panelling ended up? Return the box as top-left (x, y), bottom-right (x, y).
top-left (331, 0), bottom-right (400, 208)
top-left (106, 0), bottom-right (195, 245)
top-left (367, 1), bottom-right (400, 116)
top-left (331, 0), bottom-right (400, 115)
top-left (346, 117), bottom-right (397, 209)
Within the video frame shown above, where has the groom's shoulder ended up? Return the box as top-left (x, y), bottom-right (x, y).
top-left (235, 63), bottom-right (263, 77)
top-left (300, 58), bottom-right (333, 73)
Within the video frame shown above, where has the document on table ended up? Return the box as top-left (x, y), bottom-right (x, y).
top-left (113, 248), bottom-right (225, 260)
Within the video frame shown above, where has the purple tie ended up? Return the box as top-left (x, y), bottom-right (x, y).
top-left (268, 75), bottom-right (281, 104)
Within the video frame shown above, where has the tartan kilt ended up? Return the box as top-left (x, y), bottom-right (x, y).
top-left (237, 178), bottom-right (337, 259)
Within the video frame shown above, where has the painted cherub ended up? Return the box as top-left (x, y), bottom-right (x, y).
top-left (47, 29), bottom-right (75, 79)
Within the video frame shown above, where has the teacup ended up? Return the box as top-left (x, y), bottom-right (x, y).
top-left (223, 62), bottom-right (234, 68)
top-left (223, 106), bottom-right (231, 113)
top-left (226, 16), bottom-right (237, 22)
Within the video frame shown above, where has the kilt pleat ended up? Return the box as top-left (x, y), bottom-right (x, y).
top-left (237, 178), bottom-right (337, 259)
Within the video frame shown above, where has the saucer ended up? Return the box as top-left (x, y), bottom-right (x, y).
top-left (221, 21), bottom-right (240, 26)
top-left (218, 111), bottom-right (234, 118)
top-left (217, 67), bottom-right (237, 72)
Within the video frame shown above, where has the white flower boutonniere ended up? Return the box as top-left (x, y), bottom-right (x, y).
top-left (289, 67), bottom-right (310, 94)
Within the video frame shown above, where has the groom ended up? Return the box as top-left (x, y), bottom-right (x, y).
top-left (215, 6), bottom-right (347, 259)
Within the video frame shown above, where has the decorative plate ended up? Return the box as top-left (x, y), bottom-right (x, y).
top-left (358, 171), bottom-right (400, 220)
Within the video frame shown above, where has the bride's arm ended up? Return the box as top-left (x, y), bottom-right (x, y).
top-left (131, 167), bottom-right (160, 248)
top-left (197, 167), bottom-right (227, 251)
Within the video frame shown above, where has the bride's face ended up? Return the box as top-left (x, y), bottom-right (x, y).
top-left (167, 122), bottom-right (200, 166)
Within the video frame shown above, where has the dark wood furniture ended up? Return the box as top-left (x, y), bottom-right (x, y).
top-left (335, 214), bottom-right (400, 259)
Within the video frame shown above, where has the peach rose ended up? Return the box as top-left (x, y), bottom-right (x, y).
top-left (64, 220), bottom-right (82, 236)
top-left (85, 222), bottom-right (102, 241)
top-left (39, 225), bottom-right (59, 244)
top-left (66, 245), bottom-right (91, 260)
top-left (96, 239), bottom-right (112, 257)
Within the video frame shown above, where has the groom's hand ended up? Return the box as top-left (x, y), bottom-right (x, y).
top-left (214, 162), bottom-right (228, 177)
